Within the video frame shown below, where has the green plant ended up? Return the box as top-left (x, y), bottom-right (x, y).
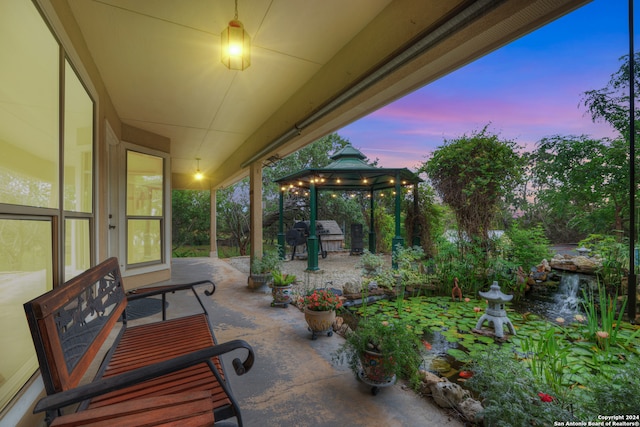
top-left (503, 224), bottom-right (552, 272)
top-left (358, 250), bottom-right (386, 274)
top-left (465, 348), bottom-right (576, 426)
top-left (393, 245), bottom-right (428, 286)
top-left (585, 354), bottom-right (640, 416)
top-left (581, 281), bottom-right (627, 351)
top-left (521, 327), bottom-right (571, 398)
top-left (299, 288), bottom-right (343, 311)
top-left (251, 249), bottom-right (282, 275)
top-left (333, 316), bottom-right (423, 389)
top-left (364, 269), bottom-right (397, 290)
top-left (578, 234), bottom-right (628, 288)
top-left (271, 269), bottom-right (296, 287)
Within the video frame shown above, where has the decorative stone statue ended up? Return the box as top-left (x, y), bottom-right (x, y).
top-left (452, 277), bottom-right (463, 301)
top-left (474, 281), bottom-right (516, 338)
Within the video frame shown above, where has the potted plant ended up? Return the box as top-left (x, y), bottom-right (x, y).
top-left (333, 316), bottom-right (423, 394)
top-left (270, 269), bottom-right (296, 307)
top-left (300, 288), bottom-right (343, 340)
top-left (248, 249), bottom-right (281, 290)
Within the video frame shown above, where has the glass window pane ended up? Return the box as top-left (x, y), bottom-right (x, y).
top-left (0, 219), bottom-right (52, 411)
top-left (0, 1), bottom-right (59, 208)
top-left (65, 218), bottom-right (90, 281)
top-left (127, 151), bottom-right (163, 217)
top-left (64, 61), bottom-right (93, 213)
top-left (127, 219), bottom-right (161, 264)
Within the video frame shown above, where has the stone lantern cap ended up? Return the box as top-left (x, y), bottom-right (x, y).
top-left (576, 247), bottom-right (591, 256)
top-left (478, 281), bottom-right (513, 303)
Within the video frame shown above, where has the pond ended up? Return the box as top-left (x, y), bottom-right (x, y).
top-left (348, 275), bottom-right (639, 387)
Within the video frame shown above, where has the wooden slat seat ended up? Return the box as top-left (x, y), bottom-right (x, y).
top-left (88, 314), bottom-right (231, 413)
top-left (50, 391), bottom-right (216, 427)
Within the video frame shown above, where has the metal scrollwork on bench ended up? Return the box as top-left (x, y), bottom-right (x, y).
top-left (55, 269), bottom-right (125, 372)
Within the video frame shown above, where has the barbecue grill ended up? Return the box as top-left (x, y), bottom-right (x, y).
top-left (285, 221), bottom-right (329, 260)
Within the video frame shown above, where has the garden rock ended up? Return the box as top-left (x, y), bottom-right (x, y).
top-left (333, 316), bottom-right (352, 337)
top-left (572, 255), bottom-right (599, 273)
top-left (458, 397), bottom-right (484, 424)
top-left (342, 281), bottom-right (361, 295)
top-left (549, 253), bottom-right (601, 274)
top-left (429, 380), bottom-right (470, 408)
top-left (419, 370), bottom-right (444, 395)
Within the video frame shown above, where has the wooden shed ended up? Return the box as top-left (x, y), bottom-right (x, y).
top-left (317, 220), bottom-right (344, 252)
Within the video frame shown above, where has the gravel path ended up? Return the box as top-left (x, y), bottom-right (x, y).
top-left (222, 251), bottom-right (391, 292)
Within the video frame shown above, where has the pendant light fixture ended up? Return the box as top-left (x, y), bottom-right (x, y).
top-left (221, 0), bottom-right (251, 70)
top-left (194, 158), bottom-right (203, 180)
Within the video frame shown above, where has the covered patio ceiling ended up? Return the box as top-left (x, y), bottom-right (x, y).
top-left (64, 0), bottom-right (591, 189)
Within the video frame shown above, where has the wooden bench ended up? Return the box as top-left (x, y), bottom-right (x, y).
top-left (24, 257), bottom-right (255, 426)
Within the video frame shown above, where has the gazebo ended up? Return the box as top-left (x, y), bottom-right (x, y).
top-left (274, 144), bottom-right (422, 271)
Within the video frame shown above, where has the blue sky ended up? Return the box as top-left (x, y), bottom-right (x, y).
top-left (340, 0), bottom-right (635, 169)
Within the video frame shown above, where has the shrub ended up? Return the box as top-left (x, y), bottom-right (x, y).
top-left (585, 355), bottom-right (640, 416)
top-left (465, 348), bottom-right (576, 426)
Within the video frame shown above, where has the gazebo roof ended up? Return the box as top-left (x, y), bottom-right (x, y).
top-left (274, 144), bottom-right (422, 191)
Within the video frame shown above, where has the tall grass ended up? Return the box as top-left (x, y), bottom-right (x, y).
top-left (581, 281), bottom-right (627, 350)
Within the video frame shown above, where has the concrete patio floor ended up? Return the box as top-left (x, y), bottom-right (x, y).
top-left (153, 256), bottom-right (463, 427)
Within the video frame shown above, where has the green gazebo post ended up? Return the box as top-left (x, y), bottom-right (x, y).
top-left (277, 188), bottom-right (286, 260)
top-left (392, 173), bottom-right (404, 268)
top-left (369, 188), bottom-right (376, 253)
top-left (307, 180), bottom-right (319, 271)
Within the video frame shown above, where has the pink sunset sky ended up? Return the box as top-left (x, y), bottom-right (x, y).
top-left (340, 0), bottom-right (634, 169)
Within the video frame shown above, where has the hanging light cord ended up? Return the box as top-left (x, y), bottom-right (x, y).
top-left (234, 0), bottom-right (239, 20)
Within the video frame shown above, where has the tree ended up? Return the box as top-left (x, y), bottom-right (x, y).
top-left (422, 126), bottom-right (524, 247)
top-left (404, 183), bottom-right (444, 257)
top-left (582, 52), bottom-right (640, 139)
top-left (529, 135), bottom-right (628, 239)
top-left (217, 179), bottom-right (251, 255)
top-left (171, 190), bottom-right (211, 250)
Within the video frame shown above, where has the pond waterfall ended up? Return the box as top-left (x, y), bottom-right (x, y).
top-left (553, 274), bottom-right (582, 318)
top-left (516, 272), bottom-right (596, 323)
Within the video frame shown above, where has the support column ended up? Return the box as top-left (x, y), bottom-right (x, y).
top-left (369, 189), bottom-right (376, 253)
top-left (307, 181), bottom-right (319, 271)
top-left (628, 0), bottom-right (637, 322)
top-left (209, 189), bottom-right (218, 258)
top-left (392, 173), bottom-right (404, 269)
top-left (249, 162), bottom-right (263, 264)
top-left (412, 185), bottom-right (421, 247)
top-left (278, 188), bottom-right (286, 260)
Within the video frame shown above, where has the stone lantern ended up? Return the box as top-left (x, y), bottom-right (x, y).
top-left (576, 247), bottom-right (590, 256)
top-left (474, 281), bottom-right (516, 338)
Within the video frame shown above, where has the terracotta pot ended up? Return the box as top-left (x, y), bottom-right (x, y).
top-left (361, 350), bottom-right (395, 383)
top-left (304, 307), bottom-right (335, 331)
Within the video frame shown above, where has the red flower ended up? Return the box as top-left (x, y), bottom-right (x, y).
top-left (302, 289), bottom-right (343, 311)
top-left (538, 392), bottom-right (554, 402)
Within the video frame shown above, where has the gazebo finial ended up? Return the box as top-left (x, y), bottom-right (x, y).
top-left (330, 143), bottom-right (367, 161)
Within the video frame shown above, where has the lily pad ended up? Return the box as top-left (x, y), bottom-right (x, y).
top-left (447, 348), bottom-right (472, 363)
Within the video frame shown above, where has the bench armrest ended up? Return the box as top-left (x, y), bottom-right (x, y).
top-left (127, 280), bottom-right (216, 300)
top-left (33, 339), bottom-right (254, 414)
top-left (125, 280), bottom-right (216, 320)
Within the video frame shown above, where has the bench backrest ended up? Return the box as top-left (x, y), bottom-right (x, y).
top-left (24, 257), bottom-right (127, 394)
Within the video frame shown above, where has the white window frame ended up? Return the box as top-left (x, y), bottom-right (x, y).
top-left (117, 141), bottom-right (171, 277)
